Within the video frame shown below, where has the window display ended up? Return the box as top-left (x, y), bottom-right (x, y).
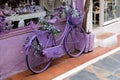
top-left (0, 0), bottom-right (43, 32)
top-left (0, 0), bottom-right (72, 33)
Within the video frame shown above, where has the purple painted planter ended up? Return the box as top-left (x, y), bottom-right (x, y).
top-left (84, 33), bottom-right (95, 53)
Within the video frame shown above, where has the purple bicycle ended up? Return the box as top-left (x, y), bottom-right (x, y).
top-left (24, 5), bottom-right (86, 74)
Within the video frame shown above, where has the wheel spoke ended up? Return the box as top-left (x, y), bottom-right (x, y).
top-left (64, 27), bottom-right (86, 57)
top-left (26, 36), bottom-right (52, 73)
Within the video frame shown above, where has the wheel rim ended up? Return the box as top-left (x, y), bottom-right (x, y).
top-left (26, 37), bottom-right (51, 73)
top-left (64, 27), bottom-right (86, 57)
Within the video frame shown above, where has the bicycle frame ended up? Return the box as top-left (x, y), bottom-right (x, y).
top-left (25, 14), bottom-right (86, 59)
top-left (25, 3), bottom-right (86, 58)
top-left (43, 32), bottom-right (69, 58)
top-left (25, 28), bottom-right (54, 55)
top-left (25, 19), bottom-right (70, 57)
top-left (24, 1), bottom-right (87, 74)
top-left (42, 18), bottom-right (78, 58)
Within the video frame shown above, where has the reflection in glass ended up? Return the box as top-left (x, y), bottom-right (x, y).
top-left (104, 0), bottom-right (120, 22)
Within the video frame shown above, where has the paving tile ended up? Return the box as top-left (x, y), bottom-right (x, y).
top-left (106, 75), bottom-right (120, 80)
top-left (64, 70), bottom-right (99, 80)
top-left (64, 52), bottom-right (97, 68)
top-left (56, 61), bottom-right (75, 72)
top-left (51, 55), bottom-right (69, 66)
top-left (77, 70), bottom-right (99, 80)
top-left (66, 58), bottom-right (83, 67)
top-left (4, 78), bottom-right (12, 80)
top-left (93, 57), bottom-right (120, 72)
top-left (22, 70), bottom-right (34, 76)
top-left (82, 52), bottom-right (97, 59)
top-left (110, 52), bottom-right (120, 62)
top-left (46, 65), bottom-right (65, 77)
top-left (63, 75), bottom-right (80, 80)
top-left (92, 47), bottom-right (111, 56)
top-left (109, 45), bottom-right (119, 50)
top-left (69, 75), bottom-right (89, 80)
top-left (63, 78), bottom-right (71, 80)
top-left (22, 76), bottom-right (39, 80)
top-left (114, 69), bottom-right (120, 77)
top-left (117, 35), bottom-right (120, 45)
top-left (35, 71), bottom-right (54, 80)
top-left (85, 65), bottom-right (110, 78)
top-left (115, 50), bottom-right (120, 54)
top-left (8, 72), bottom-right (27, 80)
top-left (75, 53), bottom-right (97, 64)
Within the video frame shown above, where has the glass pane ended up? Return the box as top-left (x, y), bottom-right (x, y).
top-left (104, 0), bottom-right (120, 22)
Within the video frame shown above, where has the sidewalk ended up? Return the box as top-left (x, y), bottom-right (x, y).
top-left (5, 35), bottom-right (120, 80)
top-left (55, 47), bottom-right (120, 80)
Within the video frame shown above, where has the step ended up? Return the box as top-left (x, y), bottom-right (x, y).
top-left (96, 32), bottom-right (118, 47)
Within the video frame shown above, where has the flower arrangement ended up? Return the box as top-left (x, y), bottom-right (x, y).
top-left (40, 21), bottom-right (60, 36)
top-left (70, 9), bottom-right (83, 25)
top-left (62, 1), bottom-right (83, 25)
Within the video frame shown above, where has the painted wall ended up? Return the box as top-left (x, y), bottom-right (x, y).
top-left (0, 32), bottom-right (33, 79)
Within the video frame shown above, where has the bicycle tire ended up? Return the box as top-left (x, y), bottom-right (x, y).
top-left (26, 36), bottom-right (52, 73)
top-left (64, 26), bottom-right (86, 57)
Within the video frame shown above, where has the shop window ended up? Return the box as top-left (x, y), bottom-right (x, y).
top-left (0, 0), bottom-right (71, 34)
top-left (0, 0), bottom-right (45, 33)
top-left (104, 0), bottom-right (120, 22)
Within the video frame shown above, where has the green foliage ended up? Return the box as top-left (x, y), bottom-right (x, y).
top-left (40, 21), bottom-right (60, 36)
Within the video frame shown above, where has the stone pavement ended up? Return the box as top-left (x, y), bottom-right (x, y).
top-left (63, 50), bottom-right (120, 80)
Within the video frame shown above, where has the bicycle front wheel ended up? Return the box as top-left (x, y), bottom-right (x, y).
top-left (64, 26), bottom-right (86, 57)
top-left (26, 36), bottom-right (52, 73)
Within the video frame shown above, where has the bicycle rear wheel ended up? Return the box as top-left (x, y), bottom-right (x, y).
top-left (64, 26), bottom-right (86, 57)
top-left (26, 36), bottom-right (52, 73)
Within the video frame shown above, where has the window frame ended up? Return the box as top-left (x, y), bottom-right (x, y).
top-left (100, 0), bottom-right (120, 26)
